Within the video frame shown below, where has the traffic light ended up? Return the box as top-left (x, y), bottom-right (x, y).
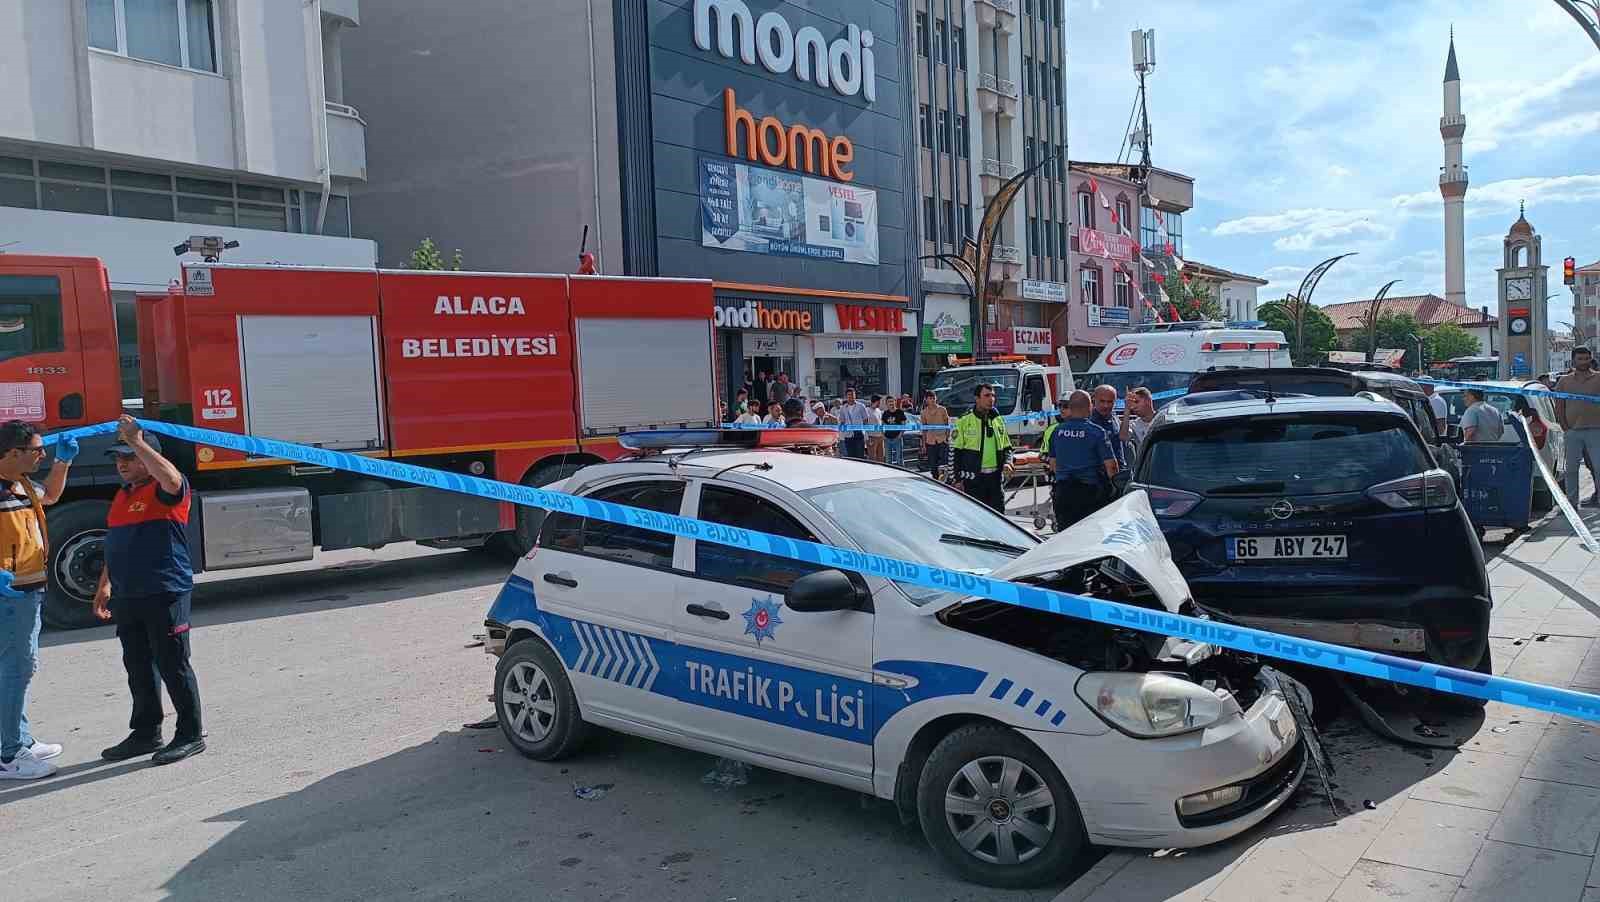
top-left (1565, 256), bottom-right (1577, 285)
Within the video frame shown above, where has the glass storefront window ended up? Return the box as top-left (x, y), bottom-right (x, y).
top-left (814, 357), bottom-right (886, 400)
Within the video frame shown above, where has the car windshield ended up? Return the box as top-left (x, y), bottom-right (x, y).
top-left (1080, 371), bottom-right (1194, 396)
top-left (1139, 413), bottom-right (1433, 497)
top-left (928, 369), bottom-right (1019, 417)
top-left (801, 476), bottom-right (1037, 606)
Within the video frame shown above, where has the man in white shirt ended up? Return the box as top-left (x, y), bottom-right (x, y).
top-left (1421, 383), bottom-right (1449, 434)
top-left (836, 388), bottom-right (871, 458)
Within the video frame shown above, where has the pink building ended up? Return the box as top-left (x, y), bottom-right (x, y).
top-left (1066, 165), bottom-right (1143, 366)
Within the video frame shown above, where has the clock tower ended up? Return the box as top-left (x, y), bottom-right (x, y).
top-left (1497, 202), bottom-right (1549, 378)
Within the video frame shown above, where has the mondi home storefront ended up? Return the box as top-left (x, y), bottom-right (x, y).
top-left (618, 0), bottom-right (919, 404)
top-left (713, 287), bottom-right (916, 403)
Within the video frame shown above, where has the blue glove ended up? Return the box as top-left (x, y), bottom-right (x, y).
top-left (0, 570), bottom-right (22, 599)
top-left (55, 435), bottom-right (79, 464)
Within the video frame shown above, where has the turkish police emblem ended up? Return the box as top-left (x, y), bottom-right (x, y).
top-left (742, 597), bottom-right (784, 645)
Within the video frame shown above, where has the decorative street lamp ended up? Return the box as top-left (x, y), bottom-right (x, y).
top-left (1553, 0), bottom-right (1600, 52)
top-left (1363, 279), bottom-right (1403, 359)
top-left (1288, 252), bottom-right (1357, 363)
top-left (920, 153), bottom-right (1056, 363)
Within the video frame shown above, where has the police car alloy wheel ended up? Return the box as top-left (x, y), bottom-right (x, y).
top-left (494, 639), bottom-right (589, 760)
top-left (916, 725), bottom-right (1086, 888)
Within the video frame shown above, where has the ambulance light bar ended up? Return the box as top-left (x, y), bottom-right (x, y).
top-left (618, 428), bottom-right (840, 452)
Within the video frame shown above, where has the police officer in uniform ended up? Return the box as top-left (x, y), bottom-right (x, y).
top-left (1047, 391), bottom-right (1119, 531)
top-left (952, 383), bottom-right (1012, 512)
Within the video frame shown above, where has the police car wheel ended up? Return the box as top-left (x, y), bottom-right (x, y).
top-left (916, 725), bottom-right (1085, 888)
top-left (494, 639), bottom-right (588, 760)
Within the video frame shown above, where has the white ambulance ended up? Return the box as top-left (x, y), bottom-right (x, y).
top-left (1084, 322), bottom-right (1293, 400)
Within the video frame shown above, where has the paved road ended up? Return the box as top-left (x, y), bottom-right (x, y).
top-left (0, 545), bottom-right (1062, 901)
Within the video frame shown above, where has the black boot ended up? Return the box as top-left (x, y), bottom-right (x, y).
top-left (152, 736), bottom-right (206, 766)
top-left (102, 732), bottom-right (163, 762)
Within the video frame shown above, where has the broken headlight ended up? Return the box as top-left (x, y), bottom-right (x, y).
top-left (1075, 672), bottom-right (1238, 738)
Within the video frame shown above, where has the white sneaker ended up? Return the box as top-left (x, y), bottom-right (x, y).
top-left (28, 741), bottom-right (62, 760)
top-left (0, 747), bottom-right (58, 780)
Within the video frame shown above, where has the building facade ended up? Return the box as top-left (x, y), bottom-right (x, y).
top-left (345, 0), bottom-right (921, 404)
top-left (909, 0), bottom-right (1068, 381)
top-left (1322, 293), bottom-right (1499, 358)
top-left (1065, 165), bottom-right (1140, 359)
top-left (1572, 259), bottom-right (1600, 349)
top-left (0, 0), bottom-right (374, 395)
top-left (1182, 261), bottom-right (1267, 323)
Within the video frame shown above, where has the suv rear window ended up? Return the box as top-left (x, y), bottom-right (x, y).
top-left (1140, 414), bottom-right (1432, 497)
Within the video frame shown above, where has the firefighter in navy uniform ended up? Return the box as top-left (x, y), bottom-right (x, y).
top-left (93, 416), bottom-right (205, 766)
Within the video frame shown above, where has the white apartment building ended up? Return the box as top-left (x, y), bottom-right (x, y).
top-left (912, 0), bottom-right (1067, 380)
top-left (1, 0), bottom-right (375, 392)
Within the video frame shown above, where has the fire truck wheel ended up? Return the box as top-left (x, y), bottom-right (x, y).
top-left (485, 462), bottom-right (585, 559)
top-left (43, 500), bottom-right (113, 630)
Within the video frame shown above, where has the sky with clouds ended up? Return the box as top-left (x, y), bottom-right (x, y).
top-left (1066, 0), bottom-right (1599, 329)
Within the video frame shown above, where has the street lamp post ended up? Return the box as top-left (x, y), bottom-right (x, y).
top-left (1289, 252), bottom-right (1357, 363)
top-left (1364, 279), bottom-right (1403, 360)
top-left (1554, 0), bottom-right (1600, 52)
top-left (1410, 333), bottom-right (1424, 374)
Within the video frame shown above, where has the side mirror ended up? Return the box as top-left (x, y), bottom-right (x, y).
top-left (785, 569), bottom-right (871, 613)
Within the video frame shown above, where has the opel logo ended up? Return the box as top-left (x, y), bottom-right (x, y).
top-left (1268, 500), bottom-right (1295, 520)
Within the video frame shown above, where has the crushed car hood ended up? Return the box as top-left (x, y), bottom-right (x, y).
top-left (920, 491), bottom-right (1192, 615)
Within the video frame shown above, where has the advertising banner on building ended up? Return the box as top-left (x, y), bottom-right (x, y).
top-left (1099, 305), bottom-right (1131, 326)
top-left (921, 296), bottom-right (972, 353)
top-left (1012, 326), bottom-right (1053, 355)
top-left (1078, 228), bottom-right (1138, 263)
top-left (1374, 348), bottom-right (1406, 367)
top-left (985, 330), bottom-right (1014, 354)
top-left (700, 157), bottom-right (880, 266)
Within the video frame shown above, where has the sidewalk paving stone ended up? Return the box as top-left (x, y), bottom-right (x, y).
top-left (1407, 749), bottom-right (1527, 811)
top-left (1458, 702), bottom-right (1551, 758)
top-left (1451, 839), bottom-right (1592, 902)
top-left (1202, 845), bottom-right (1344, 902)
top-left (1327, 860), bottom-right (1458, 902)
top-left (1503, 634), bottom-right (1592, 686)
top-left (1363, 798), bottom-right (1497, 877)
top-left (1487, 778), bottom-right (1600, 856)
top-left (1520, 721), bottom-right (1600, 790)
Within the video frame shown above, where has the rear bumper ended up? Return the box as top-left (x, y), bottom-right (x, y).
top-left (1191, 594), bottom-right (1490, 668)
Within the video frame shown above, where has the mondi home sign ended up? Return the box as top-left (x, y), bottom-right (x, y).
top-left (693, 0), bottom-right (878, 102)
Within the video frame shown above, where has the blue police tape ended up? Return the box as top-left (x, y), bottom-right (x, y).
top-left (43, 418), bottom-right (1600, 723)
top-left (1416, 377), bottom-right (1600, 405)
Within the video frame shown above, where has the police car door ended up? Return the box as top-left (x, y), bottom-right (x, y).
top-left (673, 480), bottom-right (874, 784)
top-left (534, 477), bottom-right (688, 732)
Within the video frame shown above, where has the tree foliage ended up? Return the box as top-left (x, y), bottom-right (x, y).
top-left (1258, 299), bottom-right (1337, 363)
top-left (404, 237), bottom-right (463, 271)
top-left (1162, 276), bottom-right (1223, 322)
top-left (1423, 322), bottom-right (1482, 363)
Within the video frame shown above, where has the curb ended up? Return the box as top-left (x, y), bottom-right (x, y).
top-left (1051, 850), bottom-right (1137, 902)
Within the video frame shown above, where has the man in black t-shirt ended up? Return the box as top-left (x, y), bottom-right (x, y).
top-left (881, 399), bottom-right (909, 466)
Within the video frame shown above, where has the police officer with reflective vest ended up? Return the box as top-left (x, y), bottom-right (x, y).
top-left (1046, 391), bottom-right (1119, 531)
top-left (952, 383), bottom-right (1012, 512)
top-left (93, 416), bottom-right (205, 766)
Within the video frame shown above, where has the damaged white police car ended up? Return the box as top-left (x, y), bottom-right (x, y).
top-left (483, 431), bottom-right (1311, 888)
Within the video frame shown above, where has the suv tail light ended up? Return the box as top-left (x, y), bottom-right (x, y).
top-left (1366, 469), bottom-right (1457, 510)
top-left (1133, 484), bottom-right (1203, 518)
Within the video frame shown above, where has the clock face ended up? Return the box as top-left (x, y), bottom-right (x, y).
top-left (1510, 317), bottom-right (1529, 335)
top-left (1506, 277), bottom-right (1534, 300)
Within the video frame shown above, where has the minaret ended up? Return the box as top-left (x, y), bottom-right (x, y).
top-left (1440, 32), bottom-right (1469, 307)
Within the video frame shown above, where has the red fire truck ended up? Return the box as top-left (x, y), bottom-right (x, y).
top-left (0, 254), bottom-right (717, 628)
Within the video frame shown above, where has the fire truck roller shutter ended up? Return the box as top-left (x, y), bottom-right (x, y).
top-left (575, 318), bottom-right (718, 434)
top-left (238, 315), bottom-right (384, 450)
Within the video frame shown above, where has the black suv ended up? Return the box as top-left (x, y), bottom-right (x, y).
top-left (1130, 394), bottom-right (1491, 686)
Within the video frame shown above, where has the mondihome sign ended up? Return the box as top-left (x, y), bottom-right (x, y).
top-left (693, 0), bottom-right (879, 102)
